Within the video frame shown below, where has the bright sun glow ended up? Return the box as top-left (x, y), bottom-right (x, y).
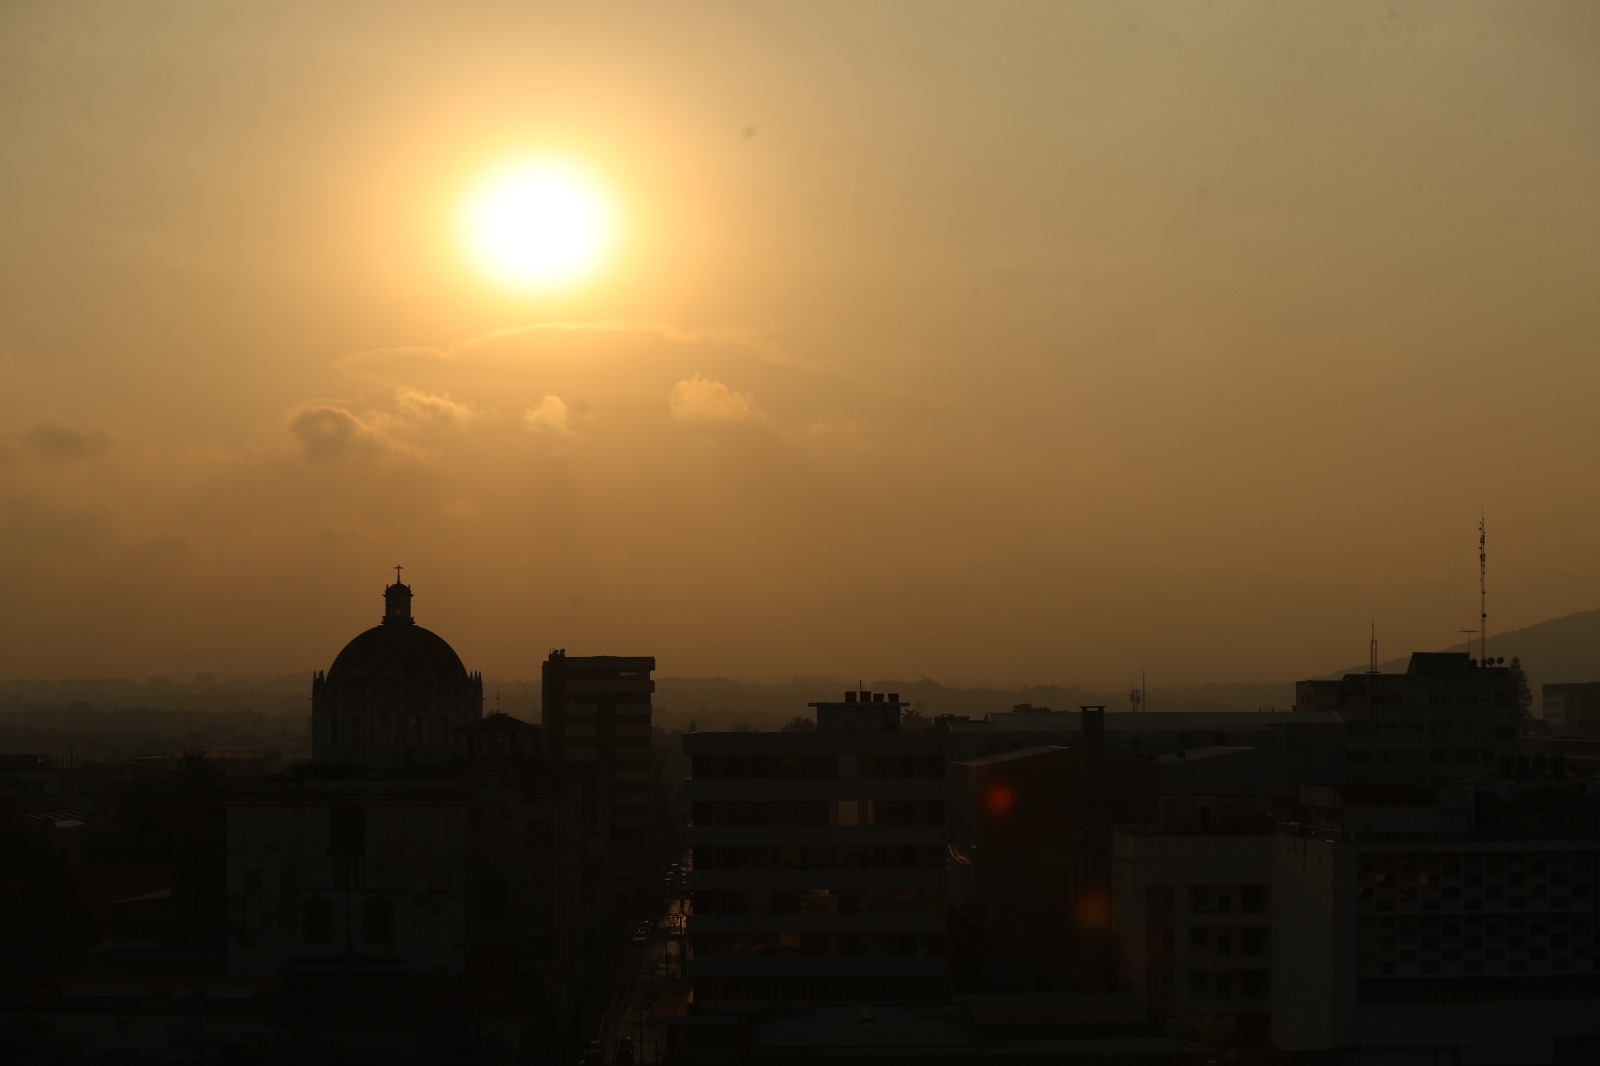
top-left (459, 159), bottom-right (616, 291)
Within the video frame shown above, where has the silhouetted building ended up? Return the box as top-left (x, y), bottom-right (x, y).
top-left (541, 650), bottom-right (655, 836)
top-left (939, 708), bottom-right (1345, 792)
top-left (1296, 652), bottom-right (1518, 785)
top-left (683, 689), bottom-right (949, 1012)
top-left (226, 773), bottom-right (472, 982)
top-left (311, 577), bottom-right (484, 767)
top-left (1544, 681), bottom-right (1600, 734)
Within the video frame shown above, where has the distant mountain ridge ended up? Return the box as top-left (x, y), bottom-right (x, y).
top-left (1332, 607), bottom-right (1600, 710)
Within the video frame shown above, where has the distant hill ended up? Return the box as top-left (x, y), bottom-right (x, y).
top-left (1333, 607), bottom-right (1600, 712)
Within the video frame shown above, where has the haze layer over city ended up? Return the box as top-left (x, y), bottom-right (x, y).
top-left (4, 1), bottom-right (1598, 687)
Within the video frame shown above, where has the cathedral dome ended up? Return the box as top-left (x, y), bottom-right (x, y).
top-left (325, 621), bottom-right (472, 690)
top-left (311, 574), bottom-right (483, 767)
top-left (323, 580), bottom-right (471, 690)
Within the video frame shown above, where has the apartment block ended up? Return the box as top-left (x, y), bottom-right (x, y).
top-left (683, 690), bottom-right (948, 1010)
top-left (1272, 781), bottom-right (1600, 1064)
top-left (1113, 797), bottom-right (1274, 1042)
top-left (541, 650), bottom-right (655, 836)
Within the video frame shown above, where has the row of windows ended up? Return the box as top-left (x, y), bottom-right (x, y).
top-left (1188, 969), bottom-right (1269, 1000)
top-left (690, 932), bottom-right (946, 960)
top-left (1346, 720), bottom-right (1514, 737)
top-left (692, 888), bottom-right (944, 916)
top-left (1347, 748), bottom-right (1496, 765)
top-left (1358, 852), bottom-right (1596, 878)
top-left (1362, 691), bottom-right (1515, 709)
top-left (299, 894), bottom-right (394, 947)
top-left (691, 754), bottom-right (944, 780)
top-left (1187, 885), bottom-right (1269, 915)
top-left (1357, 880), bottom-right (1593, 903)
top-left (1359, 952), bottom-right (1595, 977)
top-left (1188, 927), bottom-right (1270, 957)
top-left (694, 845), bottom-right (946, 872)
top-left (1358, 913), bottom-right (1595, 944)
top-left (692, 800), bottom-right (944, 827)
top-left (693, 976), bottom-right (945, 1004)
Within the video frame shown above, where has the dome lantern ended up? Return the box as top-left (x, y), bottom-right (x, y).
top-left (383, 565), bottom-right (413, 625)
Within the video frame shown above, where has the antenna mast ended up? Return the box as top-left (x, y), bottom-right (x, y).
top-left (1369, 621), bottom-right (1378, 675)
top-left (1478, 515), bottom-right (1488, 665)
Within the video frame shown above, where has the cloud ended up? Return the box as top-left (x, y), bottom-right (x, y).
top-left (0, 493), bottom-right (112, 554)
top-left (393, 387), bottom-right (476, 429)
top-left (523, 395), bottom-right (573, 436)
top-left (23, 421), bottom-right (113, 460)
top-left (669, 376), bottom-right (764, 423)
top-left (287, 404), bottom-right (386, 462)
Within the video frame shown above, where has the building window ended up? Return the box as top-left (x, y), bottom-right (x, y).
top-left (379, 715), bottom-right (394, 746)
top-left (362, 896), bottom-right (396, 947)
top-left (439, 715), bottom-right (451, 748)
top-left (329, 805), bottom-right (365, 858)
top-left (408, 714), bottom-right (422, 747)
top-left (350, 715), bottom-right (363, 746)
top-left (303, 897), bottom-right (335, 944)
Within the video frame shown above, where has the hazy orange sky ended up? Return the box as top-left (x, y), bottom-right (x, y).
top-left (3, 1), bottom-right (1597, 686)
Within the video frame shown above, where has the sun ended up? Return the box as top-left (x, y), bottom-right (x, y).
top-left (459, 158), bottom-right (617, 292)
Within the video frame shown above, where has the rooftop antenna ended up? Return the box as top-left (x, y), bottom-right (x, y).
top-left (1478, 513), bottom-right (1488, 665)
top-left (1129, 678), bottom-right (1143, 714)
top-left (1459, 628), bottom-right (1478, 659)
top-left (1369, 621), bottom-right (1379, 675)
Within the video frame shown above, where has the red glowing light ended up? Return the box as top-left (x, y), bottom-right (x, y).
top-left (984, 782), bottom-right (1017, 816)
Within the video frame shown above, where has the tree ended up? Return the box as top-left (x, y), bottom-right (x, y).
top-left (900, 708), bottom-right (932, 732)
top-left (1508, 656), bottom-right (1533, 721)
top-left (779, 715), bottom-right (816, 733)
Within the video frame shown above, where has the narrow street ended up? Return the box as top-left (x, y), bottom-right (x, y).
top-left (594, 872), bottom-right (689, 1063)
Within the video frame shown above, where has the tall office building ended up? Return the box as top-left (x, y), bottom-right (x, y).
top-left (541, 650), bottom-right (656, 835)
top-left (683, 690), bottom-right (949, 1011)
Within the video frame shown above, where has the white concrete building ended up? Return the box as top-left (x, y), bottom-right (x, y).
top-left (1272, 782), bottom-right (1600, 1064)
top-left (1112, 797), bottom-right (1274, 1041)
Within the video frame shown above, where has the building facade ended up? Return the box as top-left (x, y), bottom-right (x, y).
top-left (683, 690), bottom-right (949, 1010)
top-left (1112, 800), bottom-right (1274, 1041)
top-left (1272, 781), bottom-right (1600, 1064)
top-left (541, 651), bottom-right (655, 836)
top-left (1543, 681), bottom-right (1600, 734)
top-left (1295, 652), bottom-right (1518, 785)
